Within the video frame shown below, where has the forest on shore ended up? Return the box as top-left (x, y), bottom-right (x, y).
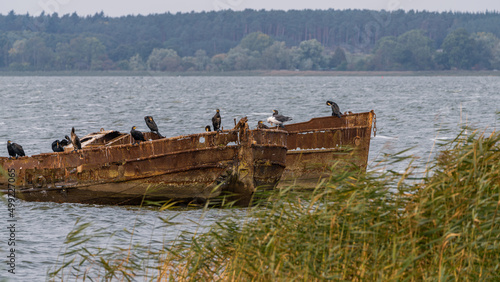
top-left (1, 9), bottom-right (500, 72)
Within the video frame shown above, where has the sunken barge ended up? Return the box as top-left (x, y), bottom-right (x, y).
top-left (0, 111), bottom-right (375, 205)
top-left (0, 118), bottom-right (287, 205)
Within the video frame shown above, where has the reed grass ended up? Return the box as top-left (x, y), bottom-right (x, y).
top-left (158, 129), bottom-right (500, 281)
top-left (49, 129), bottom-right (500, 281)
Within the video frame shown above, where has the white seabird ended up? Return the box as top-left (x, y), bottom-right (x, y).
top-left (267, 110), bottom-right (292, 128)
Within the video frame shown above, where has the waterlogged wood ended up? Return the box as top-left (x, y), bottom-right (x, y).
top-left (0, 119), bottom-right (287, 205)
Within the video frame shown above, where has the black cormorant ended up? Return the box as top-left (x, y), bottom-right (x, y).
top-left (70, 127), bottom-right (82, 150)
top-left (144, 116), bottom-right (164, 138)
top-left (205, 125), bottom-right (211, 132)
top-left (257, 120), bottom-right (269, 129)
top-left (59, 138), bottom-right (70, 147)
top-left (267, 110), bottom-right (292, 128)
top-left (212, 109), bottom-right (221, 132)
top-left (7, 140), bottom-right (25, 159)
top-left (130, 126), bottom-right (146, 145)
top-left (326, 100), bottom-right (342, 118)
top-left (51, 140), bottom-right (65, 152)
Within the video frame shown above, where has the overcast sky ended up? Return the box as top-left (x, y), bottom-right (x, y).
top-left (1, 0), bottom-right (499, 17)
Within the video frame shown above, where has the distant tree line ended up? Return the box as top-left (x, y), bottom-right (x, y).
top-left (1, 9), bottom-right (500, 71)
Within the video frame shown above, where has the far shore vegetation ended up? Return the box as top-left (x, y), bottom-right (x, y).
top-left (2, 70), bottom-right (500, 77)
top-left (49, 128), bottom-right (500, 281)
top-left (2, 10), bottom-right (500, 73)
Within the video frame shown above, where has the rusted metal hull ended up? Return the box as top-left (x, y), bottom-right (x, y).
top-left (278, 111), bottom-right (375, 188)
top-left (0, 125), bottom-right (287, 205)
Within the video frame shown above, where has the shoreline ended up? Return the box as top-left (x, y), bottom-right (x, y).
top-left (1, 70), bottom-right (500, 77)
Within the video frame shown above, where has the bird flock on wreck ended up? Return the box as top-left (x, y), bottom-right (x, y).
top-left (5, 101), bottom-right (343, 159)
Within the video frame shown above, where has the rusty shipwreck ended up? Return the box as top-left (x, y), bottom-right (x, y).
top-left (0, 118), bottom-right (288, 205)
top-left (278, 110), bottom-right (376, 188)
top-left (1, 111), bottom-right (375, 205)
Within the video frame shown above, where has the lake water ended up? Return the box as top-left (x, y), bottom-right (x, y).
top-left (0, 75), bottom-right (499, 281)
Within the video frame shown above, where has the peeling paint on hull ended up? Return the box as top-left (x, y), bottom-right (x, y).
top-left (0, 120), bottom-right (288, 206)
top-left (0, 112), bottom-right (374, 204)
top-left (279, 111), bottom-right (375, 188)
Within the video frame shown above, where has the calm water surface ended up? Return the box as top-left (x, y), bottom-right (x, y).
top-left (0, 76), bottom-right (499, 281)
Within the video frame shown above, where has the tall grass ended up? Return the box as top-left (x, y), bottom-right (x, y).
top-left (158, 129), bottom-right (500, 281)
top-left (50, 129), bottom-right (500, 281)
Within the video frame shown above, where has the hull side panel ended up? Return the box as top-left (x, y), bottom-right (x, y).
top-left (280, 112), bottom-right (374, 188)
top-left (1, 128), bottom-right (288, 205)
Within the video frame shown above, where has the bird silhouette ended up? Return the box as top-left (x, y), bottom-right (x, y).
top-left (130, 126), bottom-right (146, 145)
top-left (212, 109), bottom-right (221, 131)
top-left (70, 127), bottom-right (82, 150)
top-left (257, 120), bottom-right (269, 129)
top-left (144, 116), bottom-right (164, 138)
top-left (51, 140), bottom-right (65, 152)
top-left (326, 100), bottom-right (342, 118)
top-left (7, 140), bottom-right (25, 159)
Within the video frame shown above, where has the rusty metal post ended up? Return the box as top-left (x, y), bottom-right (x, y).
top-left (230, 117), bottom-right (255, 206)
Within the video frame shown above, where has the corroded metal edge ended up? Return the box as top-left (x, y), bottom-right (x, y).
top-left (279, 111), bottom-right (375, 188)
top-left (0, 119), bottom-right (288, 205)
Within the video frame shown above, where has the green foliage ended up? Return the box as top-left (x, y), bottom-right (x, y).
top-left (53, 35), bottom-right (107, 70)
top-left (128, 53), bottom-right (145, 71)
top-left (2, 11), bottom-right (500, 71)
top-left (222, 46), bottom-right (260, 71)
top-left (396, 30), bottom-right (434, 69)
top-left (239, 32), bottom-right (274, 53)
top-left (370, 36), bottom-right (398, 70)
top-left (261, 41), bottom-right (292, 70)
top-left (194, 49), bottom-right (210, 71)
top-left (440, 28), bottom-right (481, 70)
top-left (329, 47), bottom-right (347, 69)
top-left (472, 32), bottom-right (500, 69)
top-left (297, 39), bottom-right (324, 70)
top-left (210, 53), bottom-right (226, 71)
top-left (370, 30), bottom-right (434, 70)
top-left (147, 48), bottom-right (181, 71)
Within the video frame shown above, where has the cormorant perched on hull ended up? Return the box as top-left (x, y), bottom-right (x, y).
top-left (70, 127), bottom-right (82, 151)
top-left (59, 138), bottom-right (70, 147)
top-left (205, 125), bottom-right (211, 132)
top-left (212, 109), bottom-right (221, 132)
top-left (267, 110), bottom-right (292, 128)
top-left (257, 120), bottom-right (269, 129)
top-left (144, 116), bottom-right (164, 138)
top-left (64, 135), bottom-right (71, 146)
top-left (51, 140), bottom-right (65, 152)
top-left (130, 126), bottom-right (146, 145)
top-left (326, 100), bottom-right (342, 118)
top-left (7, 140), bottom-right (25, 159)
